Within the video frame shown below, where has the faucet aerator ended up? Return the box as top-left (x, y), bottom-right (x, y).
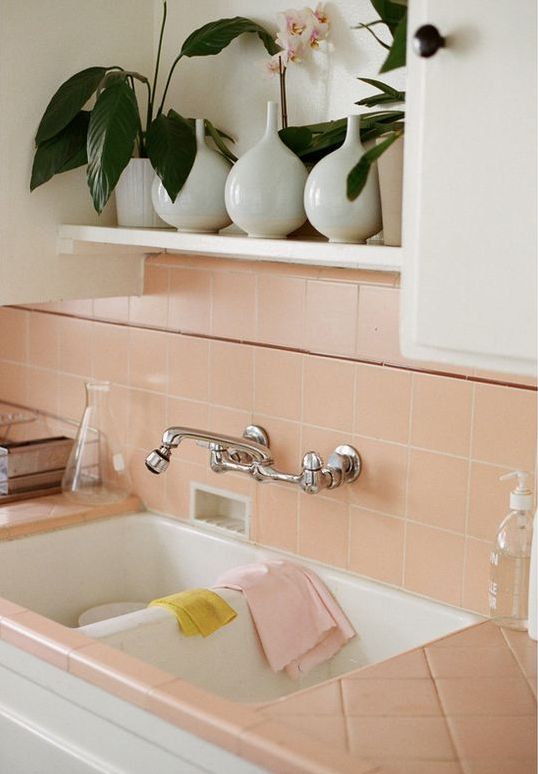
top-left (145, 448), bottom-right (170, 475)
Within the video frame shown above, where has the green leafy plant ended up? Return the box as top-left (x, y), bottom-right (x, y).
top-left (31, 4), bottom-right (279, 213)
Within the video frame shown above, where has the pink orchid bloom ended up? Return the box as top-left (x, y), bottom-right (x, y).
top-left (264, 52), bottom-right (288, 77)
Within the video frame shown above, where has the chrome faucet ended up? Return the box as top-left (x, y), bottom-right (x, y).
top-left (145, 425), bottom-right (361, 495)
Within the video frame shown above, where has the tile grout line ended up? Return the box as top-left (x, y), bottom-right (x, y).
top-left (401, 371), bottom-right (417, 587)
top-left (422, 648), bottom-right (465, 770)
top-left (461, 381), bottom-right (477, 610)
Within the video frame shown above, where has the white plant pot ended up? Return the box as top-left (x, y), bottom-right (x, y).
top-left (152, 119), bottom-right (232, 233)
top-left (225, 101), bottom-right (307, 239)
top-left (115, 158), bottom-right (165, 228)
top-left (304, 115), bottom-right (382, 244)
top-left (377, 133), bottom-right (404, 247)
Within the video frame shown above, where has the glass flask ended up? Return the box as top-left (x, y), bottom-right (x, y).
top-left (62, 381), bottom-right (132, 505)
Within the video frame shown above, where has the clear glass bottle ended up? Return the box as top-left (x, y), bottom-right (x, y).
top-left (62, 381), bottom-right (132, 505)
top-left (489, 471), bottom-right (534, 630)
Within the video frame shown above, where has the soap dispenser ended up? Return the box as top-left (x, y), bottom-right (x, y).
top-left (489, 471), bottom-right (534, 630)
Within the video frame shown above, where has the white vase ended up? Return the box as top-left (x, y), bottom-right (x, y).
top-left (304, 115), bottom-right (382, 244)
top-left (152, 119), bottom-right (232, 233)
top-left (225, 101), bottom-right (307, 238)
top-left (115, 158), bottom-right (165, 228)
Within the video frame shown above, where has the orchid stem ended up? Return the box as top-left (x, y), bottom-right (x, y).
top-left (278, 55), bottom-right (288, 129)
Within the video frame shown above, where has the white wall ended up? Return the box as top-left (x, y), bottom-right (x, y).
top-left (0, 0), bottom-right (154, 304)
top-left (154, 0), bottom-right (405, 154)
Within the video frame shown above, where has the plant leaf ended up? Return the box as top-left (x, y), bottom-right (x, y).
top-left (31, 111), bottom-right (90, 190)
top-left (204, 119), bottom-right (237, 162)
top-left (146, 109), bottom-right (196, 201)
top-left (357, 93), bottom-right (405, 107)
top-left (369, 0), bottom-right (406, 36)
top-left (358, 78), bottom-right (404, 99)
top-left (279, 126), bottom-right (313, 155)
top-left (36, 67), bottom-right (109, 145)
top-left (86, 79), bottom-right (140, 213)
top-left (347, 131), bottom-right (402, 200)
top-left (380, 15), bottom-right (407, 72)
top-left (180, 16), bottom-right (280, 58)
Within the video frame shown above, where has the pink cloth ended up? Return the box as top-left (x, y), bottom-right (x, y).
top-left (213, 560), bottom-right (356, 679)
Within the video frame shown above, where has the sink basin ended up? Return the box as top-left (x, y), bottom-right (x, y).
top-left (0, 512), bottom-right (482, 701)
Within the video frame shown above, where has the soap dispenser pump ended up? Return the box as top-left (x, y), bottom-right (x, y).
top-left (489, 471), bottom-right (534, 630)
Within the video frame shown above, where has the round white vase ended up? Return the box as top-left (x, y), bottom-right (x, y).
top-left (152, 119), bottom-right (232, 233)
top-left (225, 101), bottom-right (307, 239)
top-left (304, 115), bottom-right (382, 244)
top-left (115, 158), bottom-right (166, 228)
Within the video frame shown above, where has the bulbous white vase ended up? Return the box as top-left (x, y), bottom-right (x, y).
top-left (225, 101), bottom-right (307, 238)
top-left (304, 115), bottom-right (382, 244)
top-left (116, 158), bottom-right (166, 228)
top-left (152, 118), bottom-right (232, 233)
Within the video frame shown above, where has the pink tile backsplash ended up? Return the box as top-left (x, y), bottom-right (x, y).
top-left (1, 254), bottom-right (536, 616)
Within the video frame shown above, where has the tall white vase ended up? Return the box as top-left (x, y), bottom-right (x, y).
top-left (225, 101), bottom-right (307, 239)
top-left (115, 158), bottom-right (165, 228)
top-left (152, 119), bottom-right (232, 233)
top-left (304, 115), bottom-right (382, 244)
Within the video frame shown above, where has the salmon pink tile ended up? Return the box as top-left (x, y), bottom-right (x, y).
top-left (355, 364), bottom-right (411, 443)
top-left (127, 389), bottom-right (166, 449)
top-left (467, 462), bottom-right (527, 541)
top-left (90, 323), bottom-right (129, 385)
top-left (298, 494), bottom-right (349, 568)
top-left (346, 715), bottom-right (456, 760)
top-left (168, 267), bottom-right (211, 334)
top-left (1, 610), bottom-right (90, 669)
top-left (436, 676), bottom-right (535, 716)
top-left (0, 361), bottom-right (27, 405)
top-left (209, 340), bottom-right (253, 411)
top-left (55, 299), bottom-right (93, 317)
top-left (146, 678), bottom-right (258, 755)
top-left (239, 719), bottom-right (360, 774)
top-left (28, 367), bottom-right (58, 415)
top-left (474, 367), bottom-right (538, 389)
top-left (92, 296), bottom-right (129, 322)
top-left (128, 264), bottom-right (169, 327)
top-left (462, 537), bottom-right (492, 615)
top-left (411, 374), bottom-right (473, 456)
top-left (129, 327), bottom-right (167, 392)
top-left (351, 648), bottom-right (430, 679)
top-left (501, 628), bottom-right (538, 678)
top-left (0, 598), bottom-right (26, 619)
top-left (262, 680), bottom-right (343, 717)
top-left (0, 308), bottom-right (28, 362)
top-left (405, 522), bottom-right (465, 606)
top-left (58, 317), bottom-right (92, 377)
top-left (472, 383), bottom-right (537, 469)
top-left (211, 270), bottom-right (256, 340)
top-left (426, 644), bottom-right (521, 679)
top-left (127, 446), bottom-right (168, 513)
top-left (303, 356), bottom-right (355, 432)
top-left (28, 312), bottom-right (59, 369)
top-left (257, 275), bottom-right (306, 349)
top-left (342, 677), bottom-right (441, 716)
top-left (349, 436), bottom-right (408, 516)
top-left (447, 716), bottom-right (536, 761)
top-left (254, 348), bottom-right (302, 421)
top-left (305, 280), bottom-right (358, 356)
top-left (254, 485), bottom-right (299, 553)
top-left (356, 285), bottom-right (400, 363)
top-left (167, 334), bottom-right (209, 401)
top-left (407, 450), bottom-right (468, 533)
top-left (428, 621), bottom-right (504, 650)
top-left (461, 762), bottom-right (537, 774)
top-left (267, 714), bottom-right (349, 750)
top-left (368, 763), bottom-right (462, 774)
top-left (348, 506), bottom-right (404, 585)
top-left (165, 460), bottom-right (208, 520)
top-left (69, 642), bottom-right (171, 706)
top-left (207, 405), bottom-right (251, 437)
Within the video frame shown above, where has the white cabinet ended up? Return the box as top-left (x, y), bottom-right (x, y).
top-left (401, 0), bottom-right (537, 375)
top-left (0, 0), bottom-right (153, 306)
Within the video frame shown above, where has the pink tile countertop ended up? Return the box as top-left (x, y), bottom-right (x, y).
top-left (0, 495), bottom-right (536, 774)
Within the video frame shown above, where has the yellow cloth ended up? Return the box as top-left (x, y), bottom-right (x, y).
top-left (148, 589), bottom-right (237, 637)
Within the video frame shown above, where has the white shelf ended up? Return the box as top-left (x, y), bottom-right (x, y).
top-left (58, 225), bottom-right (402, 272)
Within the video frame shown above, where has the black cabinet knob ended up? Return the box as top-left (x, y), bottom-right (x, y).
top-left (413, 24), bottom-right (445, 58)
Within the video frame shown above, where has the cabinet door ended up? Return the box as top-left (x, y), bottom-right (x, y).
top-left (401, 0), bottom-right (536, 375)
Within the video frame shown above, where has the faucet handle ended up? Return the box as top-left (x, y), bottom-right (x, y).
top-left (302, 451), bottom-right (323, 471)
top-left (327, 445), bottom-right (362, 487)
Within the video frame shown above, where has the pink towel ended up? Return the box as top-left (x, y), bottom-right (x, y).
top-left (213, 560), bottom-right (356, 679)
